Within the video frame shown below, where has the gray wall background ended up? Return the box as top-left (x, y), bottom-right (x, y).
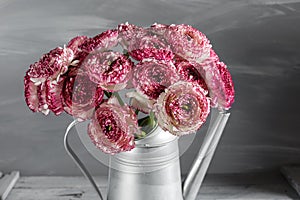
top-left (0, 0), bottom-right (300, 176)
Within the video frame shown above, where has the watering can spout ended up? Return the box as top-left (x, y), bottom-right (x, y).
top-left (182, 109), bottom-right (230, 200)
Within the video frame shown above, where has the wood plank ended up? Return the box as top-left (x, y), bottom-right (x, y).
top-left (5, 173), bottom-right (300, 200)
top-left (201, 172), bottom-right (288, 186)
top-left (8, 188), bottom-right (105, 200)
top-left (281, 165), bottom-right (300, 197)
top-left (0, 171), bottom-right (20, 200)
top-left (15, 176), bottom-right (108, 188)
top-left (198, 185), bottom-right (296, 199)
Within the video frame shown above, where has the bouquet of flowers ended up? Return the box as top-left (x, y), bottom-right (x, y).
top-left (24, 23), bottom-right (234, 155)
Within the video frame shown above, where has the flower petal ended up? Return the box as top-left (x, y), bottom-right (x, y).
top-left (132, 59), bottom-right (179, 100)
top-left (154, 81), bottom-right (210, 136)
top-left (83, 51), bottom-right (133, 91)
top-left (46, 78), bottom-right (65, 115)
top-left (62, 70), bottom-right (104, 120)
top-left (126, 91), bottom-right (155, 113)
top-left (88, 100), bottom-right (139, 154)
top-left (164, 24), bottom-right (211, 63)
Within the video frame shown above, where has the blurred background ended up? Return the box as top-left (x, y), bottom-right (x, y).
top-left (0, 0), bottom-right (300, 176)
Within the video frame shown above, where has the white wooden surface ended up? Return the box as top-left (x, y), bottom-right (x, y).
top-left (282, 165), bottom-right (300, 196)
top-left (0, 171), bottom-right (20, 200)
top-left (6, 173), bottom-right (300, 200)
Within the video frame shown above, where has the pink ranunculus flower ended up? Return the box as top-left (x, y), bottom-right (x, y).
top-left (62, 70), bottom-right (104, 120)
top-left (27, 47), bottom-right (74, 84)
top-left (118, 23), bottom-right (173, 61)
top-left (88, 97), bottom-right (139, 154)
top-left (154, 81), bottom-right (210, 136)
top-left (150, 23), bottom-right (169, 35)
top-left (83, 51), bottom-right (133, 91)
top-left (204, 48), bottom-right (234, 110)
top-left (175, 60), bottom-right (209, 95)
top-left (126, 26), bottom-right (173, 61)
top-left (66, 36), bottom-right (90, 67)
top-left (118, 22), bottom-right (144, 48)
top-left (36, 83), bottom-right (49, 115)
top-left (24, 73), bottom-right (49, 115)
top-left (194, 58), bottom-right (223, 108)
top-left (132, 59), bottom-right (179, 100)
top-left (164, 24), bottom-right (211, 63)
top-left (45, 77), bottom-right (65, 116)
top-left (209, 49), bottom-right (219, 63)
top-left (194, 52), bottom-right (235, 110)
top-left (216, 61), bottom-right (235, 110)
top-left (79, 29), bottom-right (119, 53)
top-left (67, 35), bottom-right (88, 55)
top-left (24, 74), bottom-right (39, 112)
top-left (126, 91), bottom-right (155, 113)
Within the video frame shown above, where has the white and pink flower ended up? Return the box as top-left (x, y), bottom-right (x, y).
top-left (83, 51), bottom-right (134, 91)
top-left (126, 91), bottom-right (155, 113)
top-left (88, 97), bottom-right (139, 154)
top-left (194, 50), bottom-right (234, 110)
top-left (118, 23), bottom-right (173, 61)
top-left (79, 29), bottom-right (119, 53)
top-left (62, 70), bottom-right (104, 120)
top-left (45, 77), bottom-right (65, 116)
top-left (216, 61), bottom-right (235, 110)
top-left (154, 81), bottom-right (210, 136)
top-left (27, 47), bottom-right (74, 84)
top-left (164, 24), bottom-right (211, 63)
top-left (24, 73), bottom-right (49, 115)
top-left (149, 23), bottom-right (169, 35)
top-left (132, 59), bottom-right (179, 100)
top-left (67, 36), bottom-right (88, 55)
top-left (127, 29), bottom-right (173, 61)
top-left (175, 60), bottom-right (209, 95)
top-left (118, 23), bottom-right (144, 48)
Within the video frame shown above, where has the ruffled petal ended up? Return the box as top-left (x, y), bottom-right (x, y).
top-left (62, 70), bottom-right (104, 120)
top-left (154, 81), bottom-right (210, 136)
top-left (88, 99), bottom-right (139, 154)
top-left (83, 51), bottom-right (133, 91)
top-left (164, 24), bottom-right (211, 63)
top-left (132, 59), bottom-right (179, 100)
top-left (46, 78), bottom-right (65, 115)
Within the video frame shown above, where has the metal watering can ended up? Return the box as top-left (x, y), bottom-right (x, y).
top-left (64, 108), bottom-right (230, 200)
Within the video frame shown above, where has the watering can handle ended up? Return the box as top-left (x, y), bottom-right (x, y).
top-left (64, 119), bottom-right (104, 200)
top-left (182, 109), bottom-right (230, 200)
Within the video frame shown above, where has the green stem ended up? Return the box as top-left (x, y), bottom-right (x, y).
top-left (104, 91), bottom-right (112, 98)
top-left (135, 109), bottom-right (139, 115)
top-left (113, 92), bottom-right (124, 106)
top-left (149, 111), bottom-right (156, 128)
top-left (123, 49), bottom-right (129, 57)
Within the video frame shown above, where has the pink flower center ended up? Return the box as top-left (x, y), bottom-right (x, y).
top-left (95, 109), bottom-right (123, 142)
top-left (165, 93), bottom-right (199, 126)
